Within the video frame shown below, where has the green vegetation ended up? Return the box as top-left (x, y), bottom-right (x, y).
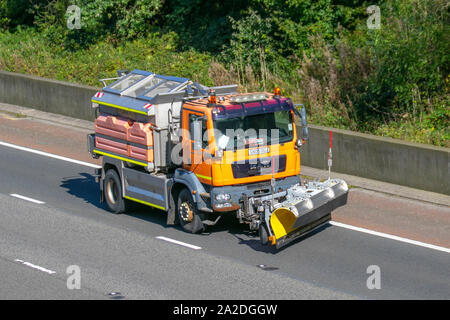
top-left (0, 109), bottom-right (27, 118)
top-left (0, 0), bottom-right (448, 147)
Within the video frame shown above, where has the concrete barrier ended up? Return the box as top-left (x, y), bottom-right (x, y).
top-left (299, 125), bottom-right (449, 195)
top-left (0, 70), bottom-right (97, 121)
top-left (0, 70), bottom-right (449, 195)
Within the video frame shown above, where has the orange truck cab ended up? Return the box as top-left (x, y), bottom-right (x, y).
top-left (88, 70), bottom-right (348, 249)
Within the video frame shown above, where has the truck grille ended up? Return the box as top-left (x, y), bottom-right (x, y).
top-left (231, 155), bottom-right (286, 179)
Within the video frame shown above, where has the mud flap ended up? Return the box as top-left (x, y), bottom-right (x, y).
top-left (267, 179), bottom-right (348, 249)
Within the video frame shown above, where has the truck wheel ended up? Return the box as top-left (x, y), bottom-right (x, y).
top-left (176, 188), bottom-right (205, 234)
top-left (259, 224), bottom-right (269, 246)
top-left (104, 169), bottom-right (128, 214)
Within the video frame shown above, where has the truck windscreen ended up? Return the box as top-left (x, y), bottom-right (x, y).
top-left (213, 111), bottom-right (293, 150)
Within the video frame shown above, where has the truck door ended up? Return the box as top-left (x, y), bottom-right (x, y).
top-left (182, 110), bottom-right (212, 184)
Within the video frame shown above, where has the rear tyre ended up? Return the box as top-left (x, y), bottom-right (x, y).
top-left (176, 188), bottom-right (205, 234)
top-left (104, 169), bottom-right (128, 214)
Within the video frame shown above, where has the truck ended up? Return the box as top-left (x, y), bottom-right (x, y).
top-left (87, 69), bottom-right (348, 249)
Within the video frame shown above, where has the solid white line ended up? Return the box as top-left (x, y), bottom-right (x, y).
top-left (329, 221), bottom-right (450, 254)
top-left (10, 193), bottom-right (45, 204)
top-left (14, 259), bottom-right (56, 275)
top-left (0, 140), bottom-right (100, 168)
top-left (156, 236), bottom-right (202, 250)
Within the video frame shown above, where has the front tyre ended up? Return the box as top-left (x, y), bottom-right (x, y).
top-left (176, 188), bottom-right (205, 234)
top-left (259, 223), bottom-right (269, 246)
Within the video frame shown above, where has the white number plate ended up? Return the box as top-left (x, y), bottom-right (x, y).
top-left (248, 147), bottom-right (269, 155)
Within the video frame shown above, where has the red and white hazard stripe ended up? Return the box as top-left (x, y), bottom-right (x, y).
top-left (95, 92), bottom-right (104, 98)
top-left (143, 103), bottom-right (152, 110)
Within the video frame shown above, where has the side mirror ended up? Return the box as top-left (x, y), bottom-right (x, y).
top-left (293, 105), bottom-right (309, 142)
top-left (302, 127), bottom-right (309, 141)
top-left (300, 107), bottom-right (307, 127)
top-left (300, 107), bottom-right (309, 142)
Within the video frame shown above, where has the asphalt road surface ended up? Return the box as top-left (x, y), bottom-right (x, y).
top-left (0, 144), bottom-right (449, 299)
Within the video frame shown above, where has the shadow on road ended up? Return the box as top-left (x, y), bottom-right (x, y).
top-left (60, 173), bottom-right (106, 210)
top-left (208, 213), bottom-right (333, 254)
top-left (60, 172), bottom-right (176, 230)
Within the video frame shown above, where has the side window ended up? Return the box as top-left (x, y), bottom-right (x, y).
top-left (188, 113), bottom-right (207, 150)
top-left (202, 118), bottom-right (208, 149)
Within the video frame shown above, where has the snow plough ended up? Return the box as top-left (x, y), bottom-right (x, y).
top-left (87, 69), bottom-right (348, 249)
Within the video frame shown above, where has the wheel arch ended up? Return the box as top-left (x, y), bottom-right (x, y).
top-left (101, 157), bottom-right (125, 195)
top-left (167, 181), bottom-right (190, 225)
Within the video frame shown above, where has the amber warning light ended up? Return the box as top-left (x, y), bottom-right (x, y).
top-left (208, 89), bottom-right (217, 104)
top-left (274, 87), bottom-right (281, 96)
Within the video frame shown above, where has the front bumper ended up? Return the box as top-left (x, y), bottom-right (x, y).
top-left (209, 175), bottom-right (301, 211)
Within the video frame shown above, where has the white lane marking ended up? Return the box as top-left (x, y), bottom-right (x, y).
top-left (329, 221), bottom-right (450, 254)
top-left (156, 236), bottom-right (202, 250)
top-left (10, 193), bottom-right (45, 204)
top-left (14, 259), bottom-right (56, 275)
top-left (0, 140), bottom-right (100, 169)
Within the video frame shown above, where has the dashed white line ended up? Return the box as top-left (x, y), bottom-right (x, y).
top-left (10, 193), bottom-right (45, 204)
top-left (14, 259), bottom-right (56, 275)
top-left (0, 140), bottom-right (100, 169)
top-left (329, 221), bottom-right (450, 254)
top-left (156, 236), bottom-right (202, 250)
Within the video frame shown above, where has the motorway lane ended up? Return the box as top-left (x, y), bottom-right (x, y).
top-left (0, 256), bottom-right (105, 300)
top-left (0, 144), bottom-right (449, 299)
top-left (0, 193), bottom-right (354, 300)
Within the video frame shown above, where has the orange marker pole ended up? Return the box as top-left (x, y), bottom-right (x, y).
top-left (271, 154), bottom-right (275, 206)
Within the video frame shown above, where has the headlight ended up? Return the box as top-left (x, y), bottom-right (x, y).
top-left (215, 203), bottom-right (232, 209)
top-left (215, 193), bottom-right (231, 201)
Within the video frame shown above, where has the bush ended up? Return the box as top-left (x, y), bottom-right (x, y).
top-left (31, 0), bottom-right (163, 49)
top-left (0, 28), bottom-right (212, 86)
top-left (0, 0), bottom-right (41, 29)
top-left (294, 0), bottom-right (449, 144)
top-left (362, 0), bottom-right (449, 125)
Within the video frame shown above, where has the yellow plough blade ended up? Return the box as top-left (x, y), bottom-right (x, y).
top-left (267, 179), bottom-right (348, 249)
